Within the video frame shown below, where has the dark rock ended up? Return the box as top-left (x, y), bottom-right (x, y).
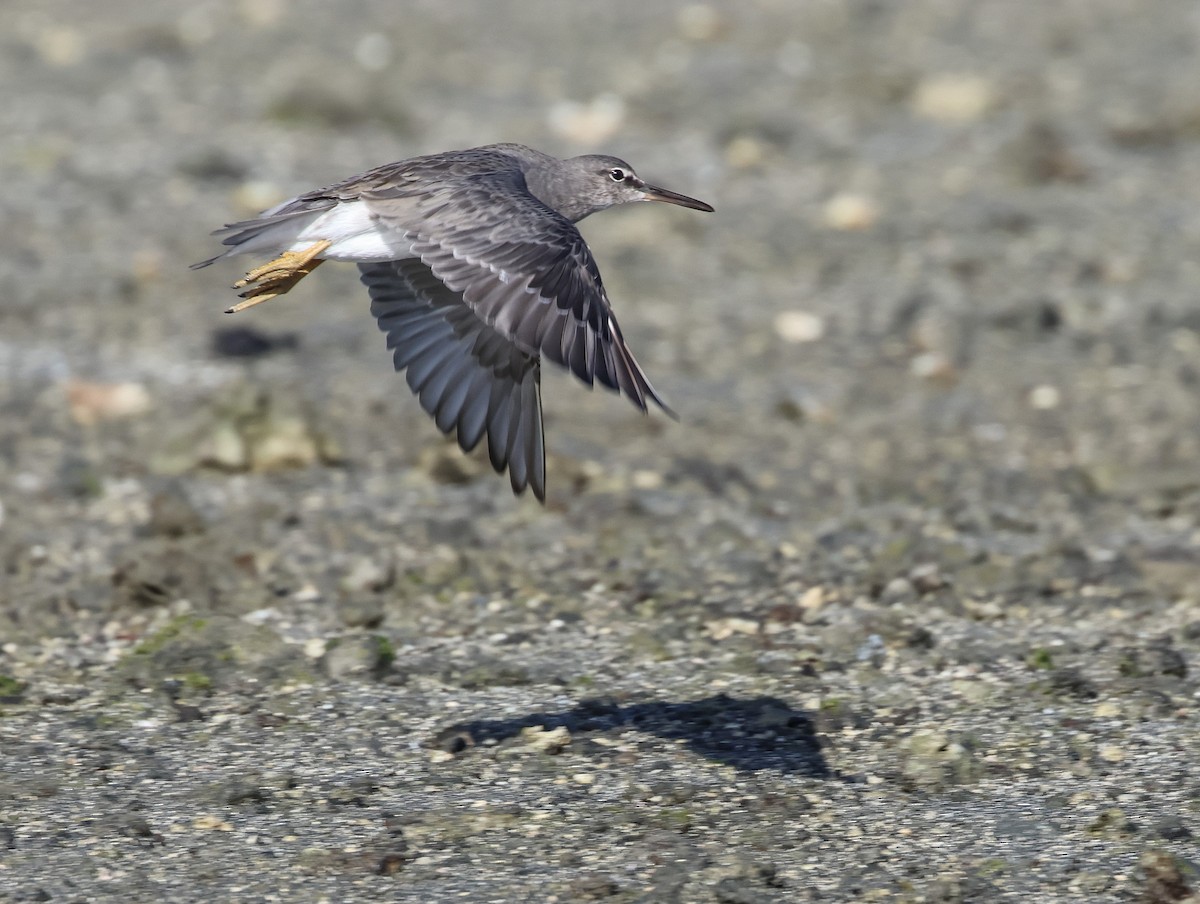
top-left (210, 326), bottom-right (298, 359)
top-left (1155, 816), bottom-right (1192, 842)
top-left (377, 850), bottom-right (407, 875)
top-left (219, 776), bottom-right (268, 806)
top-left (571, 874), bottom-right (621, 898)
top-left (1048, 667), bottom-right (1099, 699)
top-left (114, 812), bottom-right (163, 845)
top-left (178, 149), bottom-right (247, 182)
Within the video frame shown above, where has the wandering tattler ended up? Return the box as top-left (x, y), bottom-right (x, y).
top-left (194, 143), bottom-right (713, 501)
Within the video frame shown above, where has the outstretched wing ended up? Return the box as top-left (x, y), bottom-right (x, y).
top-left (361, 170), bottom-right (674, 417)
top-left (359, 259), bottom-right (546, 501)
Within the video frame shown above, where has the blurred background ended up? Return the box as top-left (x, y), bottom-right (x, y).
top-left (2, 2), bottom-right (1200, 899)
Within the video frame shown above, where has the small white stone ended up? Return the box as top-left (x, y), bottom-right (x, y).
top-left (303, 638), bottom-right (326, 659)
top-left (1099, 744), bottom-right (1126, 763)
top-left (912, 74), bottom-right (994, 123)
top-left (799, 586), bottom-right (825, 611)
top-left (631, 470), bottom-right (664, 490)
top-left (822, 193), bottom-right (878, 231)
top-left (705, 617), bottom-right (760, 640)
top-left (14, 473), bottom-right (43, 494)
top-left (910, 352), bottom-right (956, 382)
top-left (1029, 384), bottom-right (1061, 410)
top-left (34, 26), bottom-right (85, 67)
top-left (520, 725), bottom-right (571, 754)
top-left (774, 311), bottom-right (825, 344)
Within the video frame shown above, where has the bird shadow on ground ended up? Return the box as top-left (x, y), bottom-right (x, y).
top-left (437, 693), bottom-right (832, 777)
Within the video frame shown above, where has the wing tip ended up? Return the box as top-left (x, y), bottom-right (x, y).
top-left (652, 391), bottom-right (680, 421)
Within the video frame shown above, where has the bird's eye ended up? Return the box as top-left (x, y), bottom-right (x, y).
top-left (609, 168), bottom-right (627, 182)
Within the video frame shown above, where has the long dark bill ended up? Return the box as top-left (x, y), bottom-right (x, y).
top-left (641, 183), bottom-right (715, 212)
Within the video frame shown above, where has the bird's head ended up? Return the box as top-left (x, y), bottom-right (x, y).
top-left (536, 154), bottom-right (714, 222)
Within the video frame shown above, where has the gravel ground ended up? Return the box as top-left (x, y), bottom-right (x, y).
top-left (2, 1), bottom-right (1199, 901)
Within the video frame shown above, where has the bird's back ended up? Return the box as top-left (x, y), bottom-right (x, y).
top-left (317, 144), bottom-right (551, 202)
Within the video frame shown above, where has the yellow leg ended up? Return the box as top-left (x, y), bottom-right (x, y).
top-left (226, 240), bottom-right (333, 313)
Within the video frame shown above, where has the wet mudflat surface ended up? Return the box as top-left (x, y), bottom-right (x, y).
top-left (1, 1), bottom-right (1198, 901)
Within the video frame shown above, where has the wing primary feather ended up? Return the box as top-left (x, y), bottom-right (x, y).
top-left (526, 369), bottom-right (546, 502)
top-left (405, 336), bottom-right (460, 391)
top-left (456, 370), bottom-right (493, 451)
top-left (485, 378), bottom-right (515, 474)
top-left (391, 323), bottom-right (454, 370)
top-left (432, 357), bottom-right (476, 433)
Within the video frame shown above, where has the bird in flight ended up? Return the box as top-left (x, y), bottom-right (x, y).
top-left (194, 144), bottom-right (713, 502)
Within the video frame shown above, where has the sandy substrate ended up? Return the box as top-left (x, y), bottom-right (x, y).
top-left (1, 1), bottom-right (1198, 901)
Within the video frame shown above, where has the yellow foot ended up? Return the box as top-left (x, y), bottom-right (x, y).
top-left (226, 240), bottom-right (333, 313)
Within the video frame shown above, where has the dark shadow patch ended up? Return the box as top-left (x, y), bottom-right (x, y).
top-left (439, 693), bottom-right (831, 777)
top-left (210, 325), bottom-right (299, 359)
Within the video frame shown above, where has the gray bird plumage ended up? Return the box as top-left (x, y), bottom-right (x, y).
top-left (194, 144), bottom-right (714, 501)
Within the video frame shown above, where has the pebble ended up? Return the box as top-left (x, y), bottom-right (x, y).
top-left (774, 311), bottom-right (825, 344)
top-left (322, 635), bottom-right (393, 681)
top-left (799, 586), bottom-right (825, 611)
top-left (911, 73), bottom-right (994, 123)
top-left (192, 814), bottom-right (233, 832)
top-left (65, 380), bottom-right (152, 425)
top-left (631, 470), bottom-right (664, 490)
top-left (547, 94), bottom-right (626, 145)
top-left (900, 730), bottom-right (981, 789)
top-left (520, 725), bottom-right (571, 754)
top-left (198, 421), bottom-right (248, 471)
top-left (909, 352), bottom-right (957, 383)
top-left (249, 417), bottom-right (323, 471)
top-left (303, 638), bottom-right (327, 659)
top-left (33, 26), bottom-right (85, 67)
top-left (340, 557), bottom-right (391, 594)
top-left (1098, 744), bottom-right (1126, 763)
top-left (725, 135), bottom-right (766, 170)
top-left (822, 193), bottom-right (879, 231)
top-left (706, 617), bottom-right (760, 640)
top-left (1029, 385), bottom-right (1062, 410)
